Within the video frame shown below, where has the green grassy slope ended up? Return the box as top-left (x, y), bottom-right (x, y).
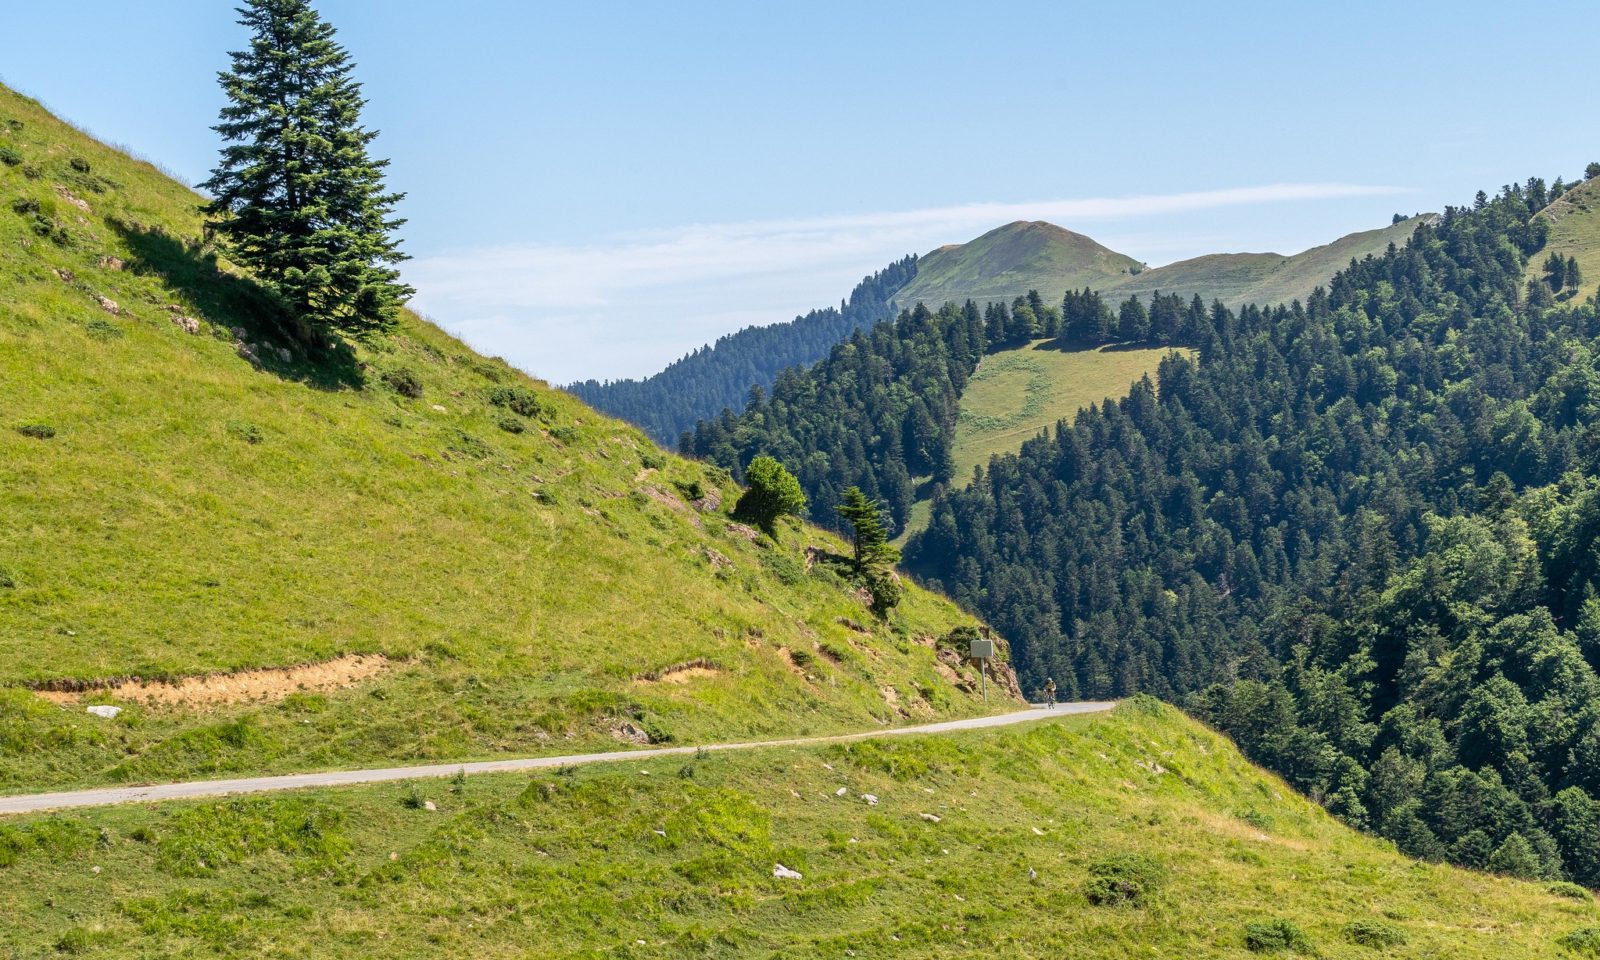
top-left (951, 341), bottom-right (1188, 484)
top-left (1532, 176), bottom-right (1600, 291)
top-left (4, 700), bottom-right (1596, 958)
top-left (1107, 215), bottom-right (1432, 307)
top-left (889, 217), bottom-right (1425, 315)
top-left (891, 220), bottom-right (1144, 310)
top-left (0, 84), bottom-right (1009, 793)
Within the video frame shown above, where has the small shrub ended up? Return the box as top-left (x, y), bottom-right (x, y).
top-left (1344, 920), bottom-right (1406, 949)
top-left (1236, 808), bottom-right (1273, 830)
top-left (448, 430), bottom-right (492, 459)
top-left (16, 423), bottom-right (55, 439)
top-left (761, 550), bottom-right (806, 586)
top-left (0, 145), bottom-right (20, 167)
top-left (84, 318), bottom-right (122, 340)
top-left (1083, 853), bottom-right (1164, 906)
top-left (788, 647), bottom-right (815, 668)
top-left (69, 157), bottom-right (91, 174)
top-left (551, 426), bottom-right (579, 444)
top-left (225, 420), bottom-right (263, 445)
top-left (400, 783), bottom-right (426, 810)
top-left (487, 384), bottom-right (542, 418)
top-left (641, 451), bottom-right (666, 471)
top-left (10, 197), bottom-right (38, 215)
top-left (1244, 919), bottom-right (1312, 953)
top-left (0, 565), bottom-right (14, 589)
top-left (1549, 881), bottom-right (1592, 901)
top-left (676, 478), bottom-right (707, 502)
top-left (1561, 927), bottom-right (1600, 955)
top-left (380, 367), bottom-right (424, 398)
top-left (495, 413), bottom-right (525, 434)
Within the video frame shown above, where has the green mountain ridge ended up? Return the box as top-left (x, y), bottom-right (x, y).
top-left (892, 215), bottom-right (1432, 313)
top-left (892, 220), bottom-right (1143, 311)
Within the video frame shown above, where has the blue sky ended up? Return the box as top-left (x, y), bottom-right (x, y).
top-left (4, 2), bottom-right (1597, 383)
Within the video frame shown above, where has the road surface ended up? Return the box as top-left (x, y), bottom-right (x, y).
top-left (0, 702), bottom-right (1114, 815)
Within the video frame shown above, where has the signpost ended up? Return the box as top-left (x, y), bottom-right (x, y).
top-left (969, 635), bottom-right (994, 704)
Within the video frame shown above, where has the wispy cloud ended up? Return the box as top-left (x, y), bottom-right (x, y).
top-left (406, 182), bottom-right (1404, 385)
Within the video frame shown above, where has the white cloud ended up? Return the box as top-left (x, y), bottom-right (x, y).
top-left (405, 182), bottom-right (1405, 385)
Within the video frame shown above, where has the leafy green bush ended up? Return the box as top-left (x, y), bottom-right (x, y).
top-left (1560, 927), bottom-right (1600, 955)
top-left (1344, 919), bottom-right (1406, 948)
top-left (1549, 881), bottom-right (1592, 901)
top-left (84, 317), bottom-right (122, 340)
top-left (494, 413), bottom-right (524, 434)
top-left (1245, 919), bottom-right (1312, 953)
top-left (0, 145), bottom-right (20, 167)
top-left (1083, 854), bottom-right (1164, 906)
top-left (761, 550), bottom-right (806, 586)
top-left (379, 366), bottom-right (423, 398)
top-left (734, 455), bottom-right (806, 534)
top-left (69, 156), bottom-right (91, 173)
top-left (225, 420), bottom-right (263, 444)
top-left (0, 565), bottom-right (14, 589)
top-left (487, 384), bottom-right (542, 418)
top-left (16, 423), bottom-right (55, 439)
top-left (676, 478), bottom-right (707, 502)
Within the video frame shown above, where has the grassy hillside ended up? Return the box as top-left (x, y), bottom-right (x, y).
top-left (951, 341), bottom-right (1187, 484)
top-left (894, 341), bottom-right (1186, 544)
top-left (1532, 176), bottom-right (1600, 292)
top-left (4, 699), bottom-right (1597, 958)
top-left (0, 84), bottom-right (1012, 794)
top-left (890, 217), bottom-right (1425, 316)
top-left (891, 221), bottom-right (1144, 310)
top-left (1107, 215), bottom-right (1432, 307)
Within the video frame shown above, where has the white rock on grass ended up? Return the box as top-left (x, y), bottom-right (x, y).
top-left (772, 863), bottom-right (803, 880)
top-left (85, 705), bottom-right (121, 719)
top-left (863, 794), bottom-right (879, 806)
top-left (835, 787), bottom-right (848, 797)
top-left (920, 813), bottom-right (942, 823)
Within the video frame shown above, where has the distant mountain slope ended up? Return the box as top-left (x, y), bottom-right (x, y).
top-left (1531, 174), bottom-right (1600, 292)
top-left (566, 256), bottom-right (916, 445)
top-left (1106, 215), bottom-right (1433, 306)
top-left (892, 220), bottom-right (1143, 310)
top-left (0, 84), bottom-right (1007, 794)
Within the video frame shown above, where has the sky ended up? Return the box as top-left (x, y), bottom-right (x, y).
top-left (3, 1), bottom-right (1597, 384)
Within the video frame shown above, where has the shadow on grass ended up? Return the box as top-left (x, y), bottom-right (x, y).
top-left (109, 219), bottom-right (363, 391)
top-left (1036, 337), bottom-right (1175, 354)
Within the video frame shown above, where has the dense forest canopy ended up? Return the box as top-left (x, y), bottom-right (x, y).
top-left (566, 256), bottom-right (916, 445)
top-left (902, 173), bottom-right (1600, 883)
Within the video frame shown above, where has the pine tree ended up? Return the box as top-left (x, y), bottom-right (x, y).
top-left (203, 0), bottom-right (412, 338)
top-left (1567, 256), bottom-right (1582, 293)
top-left (836, 486), bottom-right (899, 573)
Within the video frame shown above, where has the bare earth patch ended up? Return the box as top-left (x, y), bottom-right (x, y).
top-left (635, 658), bottom-right (724, 685)
top-left (36, 653), bottom-right (392, 708)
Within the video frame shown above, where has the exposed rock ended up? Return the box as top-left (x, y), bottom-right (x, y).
top-left (689, 487), bottom-right (722, 513)
top-left (610, 720), bottom-right (651, 745)
top-left (835, 787), bottom-right (848, 797)
top-left (276, 346), bottom-right (292, 364)
top-left (423, 800), bottom-right (437, 811)
top-left (97, 256), bottom-right (124, 271)
top-left (772, 863), bottom-right (803, 880)
top-left (55, 186), bottom-right (90, 212)
top-left (53, 268), bottom-right (74, 283)
top-left (236, 341), bottom-right (261, 366)
top-left (863, 793), bottom-right (879, 806)
top-left (920, 813), bottom-right (942, 823)
top-left (704, 547), bottom-right (732, 571)
top-left (95, 296), bottom-right (120, 315)
top-left (85, 705), bottom-right (121, 719)
top-left (170, 315), bottom-right (200, 335)
top-left (725, 522), bottom-right (760, 542)
top-left (430, 404), bottom-right (448, 413)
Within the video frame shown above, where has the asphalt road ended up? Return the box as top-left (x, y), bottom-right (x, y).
top-left (0, 702), bottom-right (1115, 815)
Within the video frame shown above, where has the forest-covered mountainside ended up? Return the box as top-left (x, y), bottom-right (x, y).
top-left (890, 220), bottom-right (1143, 311)
top-left (565, 256), bottom-right (916, 445)
top-left (905, 172), bottom-right (1600, 884)
top-left (8, 698), bottom-right (1600, 958)
top-left (0, 83), bottom-right (1012, 795)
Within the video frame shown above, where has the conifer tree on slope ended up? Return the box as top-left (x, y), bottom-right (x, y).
top-left (202, 0), bottom-right (412, 338)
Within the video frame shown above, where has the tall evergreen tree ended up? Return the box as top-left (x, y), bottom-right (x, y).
top-left (837, 486), bottom-right (900, 573)
top-left (203, 0), bottom-right (412, 338)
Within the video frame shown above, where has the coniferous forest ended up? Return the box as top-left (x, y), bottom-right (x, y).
top-left (567, 256), bottom-right (916, 445)
top-left (688, 172), bottom-right (1600, 885)
top-left (907, 176), bottom-right (1600, 883)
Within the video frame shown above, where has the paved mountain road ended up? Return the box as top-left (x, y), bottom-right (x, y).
top-left (0, 702), bottom-right (1115, 815)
